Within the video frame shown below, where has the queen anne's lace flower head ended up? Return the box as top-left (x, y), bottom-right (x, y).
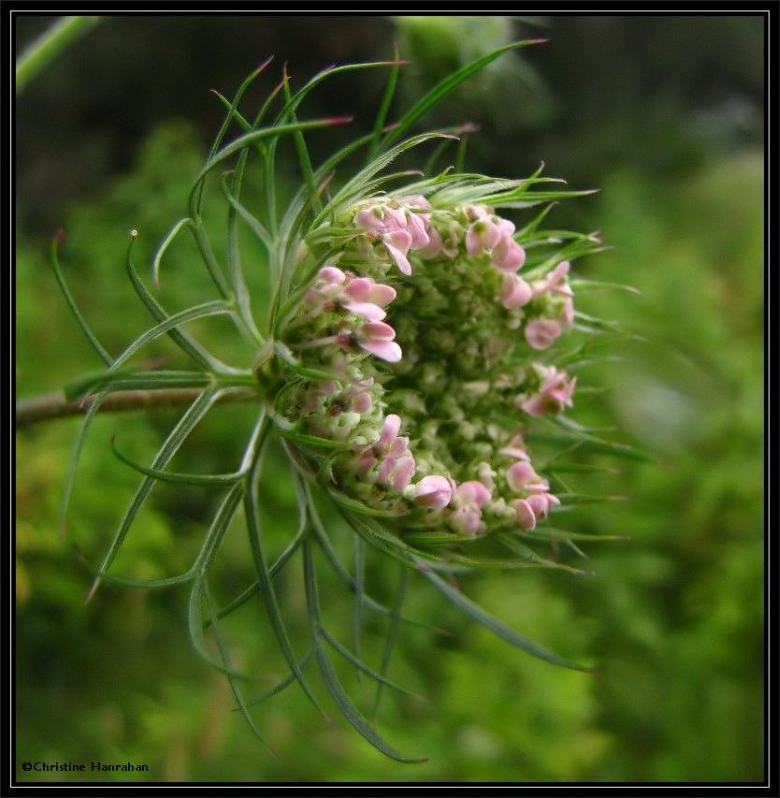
top-left (281, 193), bottom-right (580, 538)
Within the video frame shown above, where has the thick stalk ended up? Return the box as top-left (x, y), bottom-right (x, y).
top-left (15, 387), bottom-right (258, 427)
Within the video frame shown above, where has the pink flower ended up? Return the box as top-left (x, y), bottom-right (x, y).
top-left (512, 490), bottom-right (560, 531)
top-left (378, 454), bottom-right (416, 491)
top-left (354, 207), bottom-right (386, 233)
top-left (345, 378), bottom-right (375, 414)
top-left (531, 261), bottom-right (575, 329)
top-left (506, 461), bottom-right (549, 494)
top-left (379, 414), bottom-right (402, 446)
top-left (419, 225), bottom-right (444, 259)
top-left (343, 301), bottom-right (386, 322)
top-left (302, 379), bottom-right (340, 412)
top-left (463, 204), bottom-right (491, 221)
top-left (496, 217), bottom-right (516, 237)
top-left (501, 273), bottom-right (533, 310)
top-left (356, 321), bottom-right (402, 362)
top-left (451, 506), bottom-right (484, 535)
top-left (354, 200), bottom-right (434, 275)
top-left (382, 229), bottom-right (413, 275)
top-left (519, 368), bottom-right (577, 417)
top-left (412, 475), bottom-right (452, 508)
top-left (350, 391), bottom-right (373, 413)
top-left (319, 266), bottom-right (346, 285)
top-left (533, 261), bottom-right (572, 298)
top-left (465, 218), bottom-right (502, 257)
top-left (561, 296), bottom-right (575, 328)
top-left (405, 211), bottom-right (431, 250)
top-left (454, 481), bottom-right (492, 508)
top-left (448, 480), bottom-right (492, 536)
top-left (344, 277), bottom-right (397, 308)
top-left (500, 432), bottom-right (531, 461)
top-left (492, 236), bottom-right (526, 272)
top-left (525, 318), bottom-right (563, 350)
top-left (513, 499), bottom-right (537, 531)
top-left (525, 492), bottom-right (560, 521)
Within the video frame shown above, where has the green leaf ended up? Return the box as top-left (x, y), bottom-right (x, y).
top-left (380, 39), bottom-right (545, 150)
top-left (223, 171), bottom-right (265, 346)
top-left (302, 540), bottom-right (426, 764)
top-left (187, 574), bottom-right (251, 682)
top-left (201, 581), bottom-right (272, 748)
top-left (125, 236), bottom-right (234, 374)
top-left (114, 300), bottom-right (232, 369)
top-left (496, 534), bottom-right (588, 575)
top-left (352, 535), bottom-right (366, 685)
top-left (187, 220), bottom-right (232, 301)
top-left (60, 387), bottom-right (110, 532)
top-left (190, 481), bottom-right (246, 575)
top-left (320, 628), bottom-right (419, 700)
top-left (192, 119), bottom-right (353, 187)
top-left (111, 436), bottom-right (246, 486)
top-left (241, 650), bottom-right (316, 711)
top-left (570, 278), bottom-right (642, 296)
top-left (86, 387), bottom-right (223, 601)
top-left (65, 371), bottom-right (214, 401)
top-left (152, 217), bottom-right (192, 288)
top-left (282, 69), bottom-right (319, 215)
top-left (530, 526), bottom-right (629, 543)
top-left (302, 478), bottom-right (441, 634)
top-left (220, 174), bottom-right (272, 249)
top-left (207, 465), bottom-right (310, 627)
top-left (244, 443), bottom-right (327, 717)
top-left (192, 57), bottom-right (273, 217)
top-left (368, 46), bottom-right (402, 161)
top-left (313, 132), bottom-right (456, 229)
top-left (415, 561), bottom-right (591, 671)
top-left (96, 571), bottom-right (195, 589)
top-left (328, 489), bottom-right (408, 519)
top-left (276, 128), bottom-right (387, 270)
top-left (50, 233), bottom-right (113, 366)
top-left (372, 563), bottom-right (408, 717)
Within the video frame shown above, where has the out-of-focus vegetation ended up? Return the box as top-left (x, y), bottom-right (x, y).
top-left (16, 15), bottom-right (764, 782)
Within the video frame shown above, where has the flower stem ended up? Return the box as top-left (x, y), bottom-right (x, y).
top-left (16, 16), bottom-right (102, 94)
top-left (15, 387), bottom-right (258, 428)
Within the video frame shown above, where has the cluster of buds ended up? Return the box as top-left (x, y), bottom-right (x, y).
top-left (282, 191), bottom-right (581, 538)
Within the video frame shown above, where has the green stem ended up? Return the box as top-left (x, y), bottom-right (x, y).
top-left (16, 16), bottom-right (102, 94)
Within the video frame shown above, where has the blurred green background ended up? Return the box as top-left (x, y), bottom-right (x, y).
top-left (15, 15), bottom-right (765, 782)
